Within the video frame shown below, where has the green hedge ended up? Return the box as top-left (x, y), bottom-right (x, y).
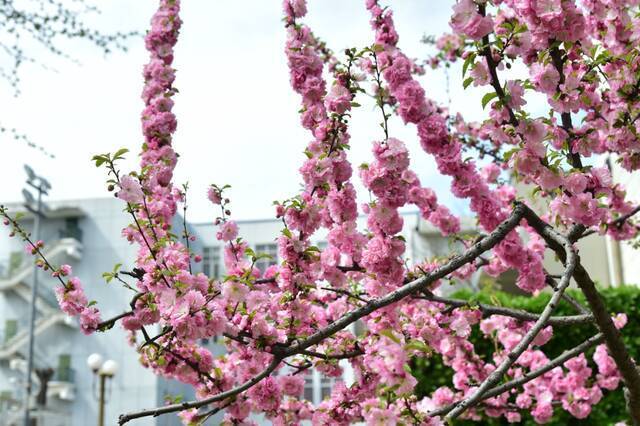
top-left (411, 286), bottom-right (640, 425)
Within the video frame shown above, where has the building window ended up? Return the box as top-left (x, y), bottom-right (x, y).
top-left (60, 218), bottom-right (83, 242)
top-left (303, 369), bottom-right (335, 404)
top-left (203, 246), bottom-right (221, 279)
top-left (4, 320), bottom-right (17, 343)
top-left (254, 243), bottom-right (278, 273)
top-left (55, 354), bottom-right (74, 383)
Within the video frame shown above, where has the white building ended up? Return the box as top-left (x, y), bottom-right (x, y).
top-left (0, 197), bottom-right (478, 425)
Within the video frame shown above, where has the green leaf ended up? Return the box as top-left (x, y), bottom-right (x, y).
top-left (379, 329), bottom-right (401, 344)
top-left (502, 148), bottom-right (518, 162)
top-left (405, 340), bottom-right (431, 353)
top-left (481, 92), bottom-right (499, 109)
top-left (92, 154), bottom-right (108, 167)
top-left (462, 52), bottom-right (476, 77)
top-left (463, 76), bottom-right (474, 89)
top-left (113, 148), bottom-right (129, 161)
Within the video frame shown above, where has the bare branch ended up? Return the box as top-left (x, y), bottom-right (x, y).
top-left (96, 311), bottom-right (132, 331)
top-left (545, 274), bottom-right (589, 314)
top-left (278, 203), bottom-right (527, 358)
top-left (419, 292), bottom-right (592, 326)
top-left (118, 356), bottom-right (281, 424)
top-left (523, 211), bottom-right (640, 423)
top-left (445, 203), bottom-right (578, 420)
top-left (430, 333), bottom-right (604, 417)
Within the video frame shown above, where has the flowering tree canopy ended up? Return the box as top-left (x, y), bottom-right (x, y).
top-left (4, 0), bottom-right (640, 424)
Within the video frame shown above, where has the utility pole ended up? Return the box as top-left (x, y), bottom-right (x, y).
top-left (22, 164), bottom-right (51, 426)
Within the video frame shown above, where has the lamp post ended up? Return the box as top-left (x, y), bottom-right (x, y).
top-left (22, 164), bottom-right (51, 426)
top-left (87, 353), bottom-right (118, 426)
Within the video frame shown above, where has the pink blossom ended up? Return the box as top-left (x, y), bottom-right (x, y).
top-left (216, 221), bottom-right (239, 242)
top-left (279, 375), bottom-right (304, 396)
top-left (117, 175), bottom-right (144, 204)
top-left (207, 186), bottom-right (222, 204)
top-left (79, 307), bottom-right (101, 335)
top-left (450, 0), bottom-right (494, 40)
top-left (530, 62), bottom-right (560, 95)
top-left (247, 376), bottom-right (282, 412)
top-left (613, 313), bottom-right (628, 329)
top-left (325, 84), bottom-right (352, 114)
top-left (283, 0), bottom-right (307, 19)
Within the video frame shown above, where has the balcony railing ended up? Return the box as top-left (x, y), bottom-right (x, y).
top-left (0, 252), bottom-right (24, 280)
top-left (0, 228), bottom-right (83, 280)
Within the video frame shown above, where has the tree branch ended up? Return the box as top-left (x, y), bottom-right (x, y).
top-left (430, 333), bottom-right (604, 417)
top-left (479, 4), bottom-right (518, 128)
top-left (549, 44), bottom-right (583, 170)
top-left (523, 212), bottom-right (640, 423)
top-left (419, 292), bottom-right (592, 326)
top-left (544, 274), bottom-right (588, 314)
top-left (580, 205), bottom-right (640, 239)
top-left (445, 203), bottom-right (578, 420)
top-left (117, 204), bottom-right (528, 423)
top-left (118, 356), bottom-right (281, 424)
top-left (278, 203), bottom-right (527, 358)
top-left (96, 311), bottom-right (133, 331)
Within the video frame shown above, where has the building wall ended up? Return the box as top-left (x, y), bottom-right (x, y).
top-left (0, 198), bottom-right (192, 426)
top-left (611, 159), bottom-right (640, 286)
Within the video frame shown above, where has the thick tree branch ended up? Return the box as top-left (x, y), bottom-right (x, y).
top-left (523, 212), bottom-right (640, 423)
top-left (118, 356), bottom-right (281, 424)
top-left (445, 203), bottom-right (578, 420)
top-left (430, 333), bottom-right (604, 417)
top-left (278, 203), bottom-right (527, 357)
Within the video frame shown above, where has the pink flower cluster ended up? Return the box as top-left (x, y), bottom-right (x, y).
top-left (450, 0), bottom-right (494, 40)
top-left (53, 265), bottom-right (101, 335)
top-left (367, 0), bottom-right (546, 293)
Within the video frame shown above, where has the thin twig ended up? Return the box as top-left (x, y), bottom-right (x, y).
top-left (418, 292), bottom-right (592, 326)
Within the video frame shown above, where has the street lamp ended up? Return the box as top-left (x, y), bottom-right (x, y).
top-left (87, 353), bottom-right (118, 426)
top-left (22, 164), bottom-right (51, 426)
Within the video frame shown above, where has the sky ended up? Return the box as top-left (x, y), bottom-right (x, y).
top-left (0, 0), bottom-right (496, 223)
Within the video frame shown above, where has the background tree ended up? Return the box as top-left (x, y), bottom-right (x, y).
top-left (1, 0), bottom-right (135, 157)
